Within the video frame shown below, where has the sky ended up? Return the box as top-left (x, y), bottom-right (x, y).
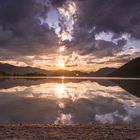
top-left (0, 0), bottom-right (140, 72)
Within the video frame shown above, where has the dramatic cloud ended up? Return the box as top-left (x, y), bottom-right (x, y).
top-left (50, 0), bottom-right (67, 7)
top-left (64, 29), bottom-right (127, 57)
top-left (0, 0), bottom-right (139, 71)
top-left (61, 0), bottom-right (140, 58)
top-left (0, 0), bottom-right (61, 56)
top-left (76, 0), bottom-right (140, 39)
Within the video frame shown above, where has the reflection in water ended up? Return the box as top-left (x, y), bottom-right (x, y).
top-left (55, 113), bottom-right (72, 125)
top-left (0, 78), bottom-right (140, 125)
top-left (112, 80), bottom-right (140, 98)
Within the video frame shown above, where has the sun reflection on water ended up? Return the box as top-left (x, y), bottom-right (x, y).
top-left (55, 84), bottom-right (65, 98)
top-left (0, 79), bottom-right (140, 125)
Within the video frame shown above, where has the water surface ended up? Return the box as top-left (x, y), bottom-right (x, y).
top-left (0, 77), bottom-right (140, 125)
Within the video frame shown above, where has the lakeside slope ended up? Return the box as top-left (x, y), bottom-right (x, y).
top-left (110, 57), bottom-right (140, 77)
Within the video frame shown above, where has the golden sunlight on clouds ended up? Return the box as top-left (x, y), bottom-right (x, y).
top-left (59, 46), bottom-right (66, 52)
top-left (1, 60), bottom-right (27, 67)
top-left (69, 1), bottom-right (77, 15)
top-left (1, 53), bottom-right (125, 72)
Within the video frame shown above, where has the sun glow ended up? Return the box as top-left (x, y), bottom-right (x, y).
top-left (55, 84), bottom-right (65, 98)
top-left (56, 56), bottom-right (65, 68)
top-left (57, 60), bottom-right (65, 68)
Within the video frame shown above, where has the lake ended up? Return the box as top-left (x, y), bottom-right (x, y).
top-left (0, 77), bottom-right (140, 125)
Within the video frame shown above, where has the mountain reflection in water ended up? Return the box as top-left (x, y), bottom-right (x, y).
top-left (0, 78), bottom-right (140, 125)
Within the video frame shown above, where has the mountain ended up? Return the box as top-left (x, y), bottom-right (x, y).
top-left (51, 69), bottom-right (116, 77)
top-left (0, 63), bottom-right (47, 76)
top-left (0, 63), bottom-right (116, 77)
top-left (109, 57), bottom-right (140, 77)
top-left (91, 67), bottom-right (117, 77)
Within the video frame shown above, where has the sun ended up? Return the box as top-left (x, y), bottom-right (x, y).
top-left (56, 56), bottom-right (65, 68)
top-left (58, 60), bottom-right (65, 68)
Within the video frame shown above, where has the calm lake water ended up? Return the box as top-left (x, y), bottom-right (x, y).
top-left (0, 77), bottom-right (140, 125)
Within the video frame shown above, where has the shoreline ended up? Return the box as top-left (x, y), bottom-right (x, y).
top-left (0, 124), bottom-right (140, 140)
top-left (0, 76), bottom-right (140, 80)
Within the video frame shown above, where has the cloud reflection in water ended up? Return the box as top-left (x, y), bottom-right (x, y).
top-left (0, 78), bottom-right (140, 125)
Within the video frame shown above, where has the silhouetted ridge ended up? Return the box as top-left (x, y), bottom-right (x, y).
top-left (0, 63), bottom-right (116, 77)
top-left (0, 63), bottom-right (47, 76)
top-left (91, 67), bottom-right (116, 77)
top-left (109, 57), bottom-right (140, 77)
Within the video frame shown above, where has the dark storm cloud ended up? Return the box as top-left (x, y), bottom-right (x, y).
top-left (62, 0), bottom-right (140, 57)
top-left (0, 0), bottom-right (62, 56)
top-left (0, 0), bottom-right (139, 63)
top-left (64, 28), bottom-right (127, 57)
top-left (76, 0), bottom-right (140, 39)
top-left (50, 0), bottom-right (67, 7)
